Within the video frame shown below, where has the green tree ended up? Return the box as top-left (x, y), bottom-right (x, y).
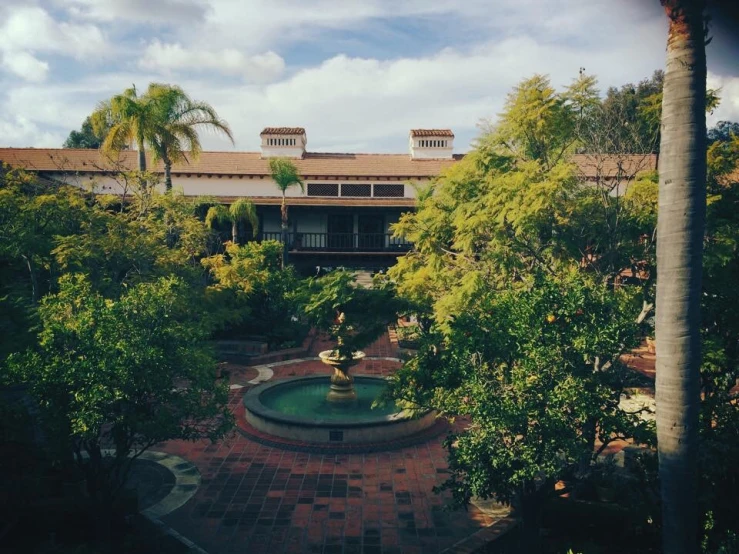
top-left (388, 272), bottom-right (650, 548)
top-left (697, 126), bottom-right (739, 552)
top-left (91, 85), bottom-right (155, 172)
top-left (487, 74), bottom-right (576, 169)
top-left (202, 240), bottom-right (305, 348)
top-left (90, 83), bottom-right (233, 191)
top-left (302, 271), bottom-right (403, 359)
top-left (655, 2), bottom-right (707, 553)
top-left (63, 116), bottom-right (110, 149)
top-left (5, 275), bottom-right (233, 532)
top-left (205, 198), bottom-right (259, 245)
top-left (145, 83), bottom-right (234, 192)
top-left (268, 158), bottom-right (304, 267)
top-left (388, 72), bottom-right (660, 550)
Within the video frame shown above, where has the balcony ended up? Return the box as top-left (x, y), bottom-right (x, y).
top-left (259, 232), bottom-right (412, 254)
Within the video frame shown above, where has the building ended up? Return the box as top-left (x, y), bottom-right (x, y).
top-left (0, 128), bottom-right (657, 272)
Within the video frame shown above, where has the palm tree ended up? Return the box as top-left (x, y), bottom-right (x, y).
top-left (91, 85), bottom-right (155, 171)
top-left (268, 158), bottom-right (304, 267)
top-left (205, 199), bottom-right (259, 245)
top-left (146, 83), bottom-right (234, 192)
top-left (655, 2), bottom-right (707, 553)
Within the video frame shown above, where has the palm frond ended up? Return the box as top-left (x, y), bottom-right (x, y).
top-left (268, 158), bottom-right (305, 194)
top-left (205, 204), bottom-right (230, 228)
top-left (229, 199), bottom-right (259, 236)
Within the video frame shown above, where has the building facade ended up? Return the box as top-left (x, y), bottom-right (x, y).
top-left (0, 128), bottom-right (657, 272)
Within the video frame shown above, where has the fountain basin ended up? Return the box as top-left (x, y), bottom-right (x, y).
top-left (243, 375), bottom-right (436, 444)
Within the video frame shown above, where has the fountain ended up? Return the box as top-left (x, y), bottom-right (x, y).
top-left (241, 272), bottom-right (437, 446)
top-left (320, 312), bottom-right (364, 403)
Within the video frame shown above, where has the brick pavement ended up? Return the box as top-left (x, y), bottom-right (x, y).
top-left (157, 334), bottom-right (502, 553)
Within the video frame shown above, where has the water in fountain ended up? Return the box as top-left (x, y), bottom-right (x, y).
top-left (259, 378), bottom-right (399, 422)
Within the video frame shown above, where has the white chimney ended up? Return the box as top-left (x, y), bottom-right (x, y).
top-left (260, 127), bottom-right (307, 159)
top-left (409, 129), bottom-right (454, 160)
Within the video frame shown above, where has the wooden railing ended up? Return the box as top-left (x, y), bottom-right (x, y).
top-left (259, 232), bottom-right (412, 253)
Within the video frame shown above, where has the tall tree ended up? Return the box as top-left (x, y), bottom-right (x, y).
top-left (146, 83), bottom-right (234, 192)
top-left (655, 2), bottom-right (707, 553)
top-left (63, 116), bottom-right (110, 149)
top-left (205, 199), bottom-right (259, 244)
top-left (268, 158), bottom-right (304, 267)
top-left (91, 85), bottom-right (155, 172)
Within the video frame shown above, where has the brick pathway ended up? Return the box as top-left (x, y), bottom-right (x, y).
top-left (157, 334), bottom-right (504, 553)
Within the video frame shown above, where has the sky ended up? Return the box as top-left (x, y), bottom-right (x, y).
top-left (1, 0), bottom-right (738, 154)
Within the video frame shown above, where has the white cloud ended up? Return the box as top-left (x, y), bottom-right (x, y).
top-left (1, 0), bottom-right (736, 155)
top-left (707, 72), bottom-right (739, 127)
top-left (0, 6), bottom-right (108, 59)
top-left (60, 0), bottom-right (209, 24)
top-left (0, 114), bottom-right (64, 148)
top-left (139, 41), bottom-right (285, 82)
top-left (1, 51), bottom-right (49, 82)
top-left (0, 5), bottom-right (109, 82)
top-left (178, 28), bottom-right (666, 153)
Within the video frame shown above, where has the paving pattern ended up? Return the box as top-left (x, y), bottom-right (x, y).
top-left (157, 334), bottom-right (507, 553)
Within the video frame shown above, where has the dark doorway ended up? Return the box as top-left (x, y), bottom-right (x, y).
top-left (328, 214), bottom-right (353, 250)
top-left (358, 215), bottom-right (384, 250)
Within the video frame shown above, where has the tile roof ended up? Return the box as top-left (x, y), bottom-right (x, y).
top-left (0, 149), bottom-right (660, 181)
top-left (260, 127), bottom-right (306, 135)
top-left (571, 153), bottom-right (658, 179)
top-left (410, 129), bottom-right (454, 137)
top-left (0, 148), bottom-right (461, 179)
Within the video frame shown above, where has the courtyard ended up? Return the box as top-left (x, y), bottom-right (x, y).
top-left (149, 333), bottom-right (513, 554)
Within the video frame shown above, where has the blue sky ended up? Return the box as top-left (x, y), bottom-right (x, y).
top-left (1, 0), bottom-right (738, 153)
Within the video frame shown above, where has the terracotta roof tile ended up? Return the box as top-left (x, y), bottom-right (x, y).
top-left (0, 148), bottom-right (459, 179)
top-left (571, 153), bottom-right (658, 179)
top-left (0, 149), bottom-right (659, 181)
top-left (260, 127), bottom-right (306, 135)
top-left (410, 129), bottom-right (454, 137)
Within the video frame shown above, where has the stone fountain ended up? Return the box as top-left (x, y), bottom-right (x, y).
top-left (319, 348), bottom-right (366, 402)
top-left (241, 283), bottom-right (437, 445)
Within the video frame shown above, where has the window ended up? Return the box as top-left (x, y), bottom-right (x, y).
top-left (373, 184), bottom-right (404, 197)
top-left (341, 184), bottom-right (371, 197)
top-left (307, 183), bottom-right (339, 197)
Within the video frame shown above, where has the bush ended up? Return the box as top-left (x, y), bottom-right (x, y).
top-left (203, 241), bottom-right (307, 348)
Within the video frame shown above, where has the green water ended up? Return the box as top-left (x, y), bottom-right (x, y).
top-left (260, 379), bottom-right (400, 422)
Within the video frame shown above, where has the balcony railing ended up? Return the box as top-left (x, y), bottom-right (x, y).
top-left (259, 232), bottom-right (412, 253)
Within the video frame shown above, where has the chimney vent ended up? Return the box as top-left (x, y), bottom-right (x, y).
top-left (409, 129), bottom-right (454, 160)
top-left (260, 127), bottom-right (307, 158)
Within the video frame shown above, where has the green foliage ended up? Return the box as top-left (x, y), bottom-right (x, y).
top-left (697, 128), bottom-right (739, 549)
top-left (91, 85), bottom-right (156, 167)
top-left (388, 72), bottom-right (662, 535)
top-left (52, 189), bottom-right (213, 298)
top-left (488, 74), bottom-right (576, 168)
top-left (303, 271), bottom-right (403, 359)
top-left (63, 116), bottom-right (110, 149)
top-left (5, 275), bottom-right (232, 506)
top-left (389, 272), bottom-right (650, 509)
top-left (205, 199), bottom-right (258, 244)
top-left (202, 241), bottom-right (305, 347)
top-left (268, 158), bottom-right (304, 196)
top-left (0, 166), bottom-right (94, 359)
top-left (145, 83), bottom-right (234, 164)
top-left (91, 83), bottom-right (233, 188)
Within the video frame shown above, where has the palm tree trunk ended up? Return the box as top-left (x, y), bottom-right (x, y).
top-left (164, 159), bottom-right (173, 192)
top-left (281, 193), bottom-right (288, 268)
top-left (136, 135), bottom-right (146, 172)
top-left (655, 2), bottom-right (706, 553)
top-left (232, 220), bottom-right (239, 245)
